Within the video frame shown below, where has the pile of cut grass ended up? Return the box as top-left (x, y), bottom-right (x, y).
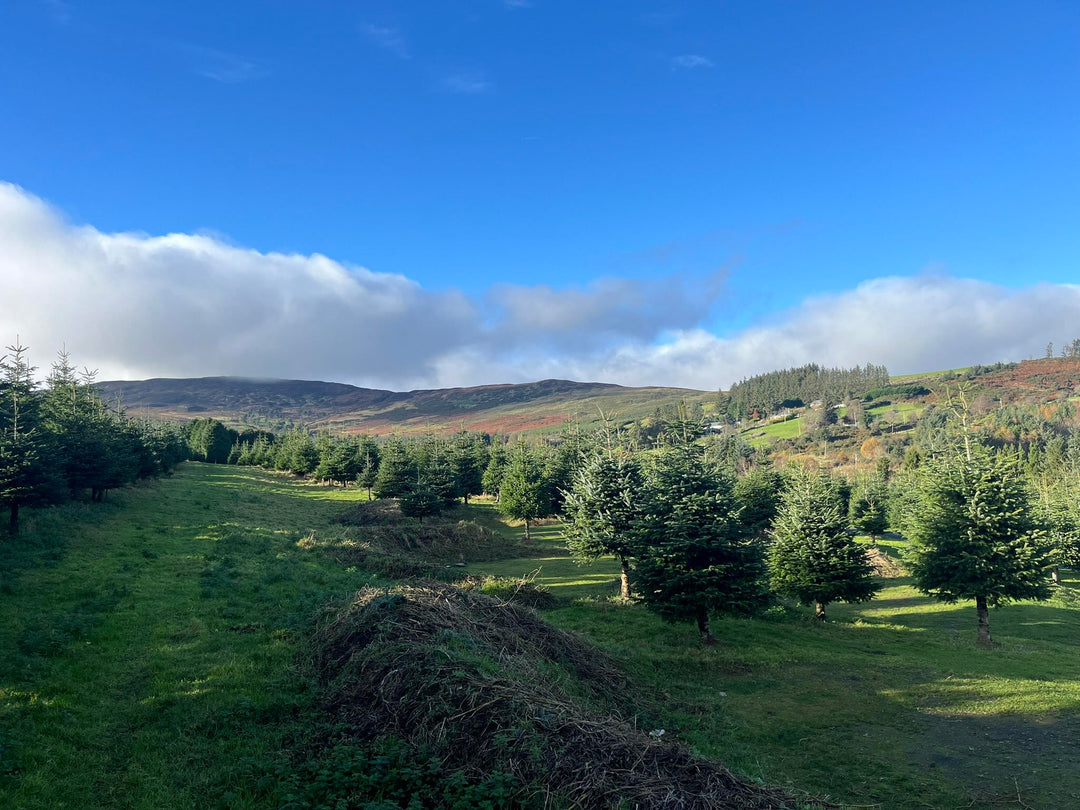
top-left (308, 581), bottom-right (826, 810)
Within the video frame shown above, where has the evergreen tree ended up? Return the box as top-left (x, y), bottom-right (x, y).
top-left (482, 441), bottom-right (509, 501)
top-left (278, 428), bottom-right (318, 475)
top-left (849, 469), bottom-right (889, 542)
top-left (632, 419), bottom-right (769, 645)
top-left (447, 429), bottom-right (488, 504)
top-left (769, 468), bottom-right (879, 620)
top-left (733, 467), bottom-right (785, 539)
top-left (399, 475), bottom-right (443, 524)
top-left (356, 436), bottom-right (380, 499)
top-left (497, 442), bottom-right (550, 540)
top-left (1035, 484), bottom-right (1080, 585)
top-left (561, 451), bottom-right (643, 599)
top-left (373, 438), bottom-right (415, 499)
top-left (187, 418), bottom-right (237, 464)
top-left (910, 449), bottom-right (1053, 646)
top-left (0, 340), bottom-right (62, 531)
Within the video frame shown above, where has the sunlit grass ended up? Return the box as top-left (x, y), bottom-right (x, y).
top-left (0, 463), bottom-right (370, 810)
top-left (4, 463), bottom-right (1079, 810)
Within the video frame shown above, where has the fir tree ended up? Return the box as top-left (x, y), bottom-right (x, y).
top-left (0, 340), bottom-right (61, 532)
top-left (561, 451), bottom-right (643, 599)
top-left (497, 442), bottom-right (550, 540)
top-left (910, 449), bottom-right (1053, 646)
top-left (769, 468), bottom-right (879, 620)
top-left (482, 441), bottom-right (509, 501)
top-left (373, 438), bottom-right (415, 499)
top-left (632, 418), bottom-right (769, 645)
top-left (448, 429), bottom-right (488, 504)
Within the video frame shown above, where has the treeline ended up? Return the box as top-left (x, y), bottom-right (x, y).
top-left (724, 363), bottom-right (890, 420)
top-left (208, 418), bottom-right (590, 527)
top-left (0, 342), bottom-right (188, 533)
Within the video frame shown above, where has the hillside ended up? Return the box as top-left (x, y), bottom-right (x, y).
top-left (98, 376), bottom-right (716, 435)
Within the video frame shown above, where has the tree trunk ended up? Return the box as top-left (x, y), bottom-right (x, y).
top-left (697, 606), bottom-right (716, 646)
top-left (524, 520), bottom-right (530, 541)
top-left (619, 558), bottom-right (631, 600)
top-left (815, 601), bottom-right (827, 621)
top-left (9, 502), bottom-right (19, 535)
top-left (1052, 566), bottom-right (1061, 585)
top-left (976, 594), bottom-right (993, 647)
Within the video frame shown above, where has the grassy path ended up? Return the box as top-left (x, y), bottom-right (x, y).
top-left (0, 463), bottom-right (367, 810)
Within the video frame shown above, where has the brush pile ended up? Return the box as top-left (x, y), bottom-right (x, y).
top-left (325, 500), bottom-right (532, 577)
top-left (311, 581), bottom-right (821, 809)
top-left (866, 546), bottom-right (906, 577)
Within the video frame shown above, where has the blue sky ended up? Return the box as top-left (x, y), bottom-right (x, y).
top-left (1, 1), bottom-right (1079, 390)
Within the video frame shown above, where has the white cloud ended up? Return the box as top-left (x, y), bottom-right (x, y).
top-left (182, 45), bottom-right (268, 83)
top-left (440, 71), bottom-right (491, 95)
top-left (671, 54), bottom-right (714, 69)
top-left (0, 183), bottom-right (474, 389)
top-left (1, 183), bottom-right (1077, 392)
top-left (361, 24), bottom-right (409, 59)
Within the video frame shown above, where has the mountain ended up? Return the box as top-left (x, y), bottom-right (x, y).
top-left (97, 376), bottom-right (716, 435)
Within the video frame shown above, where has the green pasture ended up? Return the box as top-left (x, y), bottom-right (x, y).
top-left (2, 464), bottom-right (1079, 810)
top-left (741, 414), bottom-right (805, 446)
top-left (467, 504), bottom-right (622, 601)
top-left (0, 464), bottom-right (372, 810)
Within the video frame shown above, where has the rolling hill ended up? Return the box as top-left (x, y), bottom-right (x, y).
top-left (97, 376), bottom-right (717, 435)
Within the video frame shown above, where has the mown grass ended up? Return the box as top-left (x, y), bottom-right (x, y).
top-left (467, 502), bottom-right (623, 601)
top-left (475, 518), bottom-right (1080, 809)
top-left (0, 464), bottom-right (373, 810)
top-left (742, 415), bottom-right (805, 447)
top-left (3, 465), bottom-right (1079, 810)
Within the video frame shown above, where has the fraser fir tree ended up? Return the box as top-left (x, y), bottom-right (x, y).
top-left (373, 438), bottom-right (415, 499)
top-left (448, 429), bottom-right (488, 504)
top-left (632, 416), bottom-right (768, 645)
top-left (399, 475), bottom-right (443, 523)
top-left (497, 442), bottom-right (550, 540)
top-left (769, 468), bottom-right (879, 620)
top-left (562, 452), bottom-right (643, 599)
top-left (910, 449), bottom-right (1053, 646)
top-left (356, 436), bottom-right (380, 500)
top-left (733, 467), bottom-right (785, 539)
top-left (849, 469), bottom-right (889, 543)
top-left (482, 441), bottom-right (509, 501)
top-left (0, 340), bottom-right (61, 531)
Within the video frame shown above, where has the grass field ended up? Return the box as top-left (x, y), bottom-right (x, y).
top-left (2, 464), bottom-right (1079, 809)
top-left (0, 464), bottom-right (373, 810)
top-left (741, 415), bottom-right (805, 446)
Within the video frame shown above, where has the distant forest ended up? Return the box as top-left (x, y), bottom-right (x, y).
top-left (723, 363), bottom-right (891, 420)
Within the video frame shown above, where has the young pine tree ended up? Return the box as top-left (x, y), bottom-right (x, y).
top-left (497, 442), bottom-right (550, 541)
top-left (769, 468), bottom-right (879, 621)
top-left (632, 417), bottom-right (769, 645)
top-left (561, 452), bottom-right (644, 599)
top-left (910, 449), bottom-right (1053, 646)
top-left (0, 340), bottom-right (62, 532)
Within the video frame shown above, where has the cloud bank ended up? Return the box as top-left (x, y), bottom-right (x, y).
top-left (1, 183), bottom-right (1076, 391)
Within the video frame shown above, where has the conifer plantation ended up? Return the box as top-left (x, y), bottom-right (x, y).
top-left (3, 345), bottom-right (1080, 809)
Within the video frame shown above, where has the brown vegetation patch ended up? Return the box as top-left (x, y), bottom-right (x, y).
top-left (311, 501), bottom-right (535, 578)
top-left (867, 547), bottom-right (906, 578)
top-left (310, 582), bottom-right (826, 809)
top-left (457, 573), bottom-right (559, 609)
top-left (979, 358), bottom-right (1080, 397)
